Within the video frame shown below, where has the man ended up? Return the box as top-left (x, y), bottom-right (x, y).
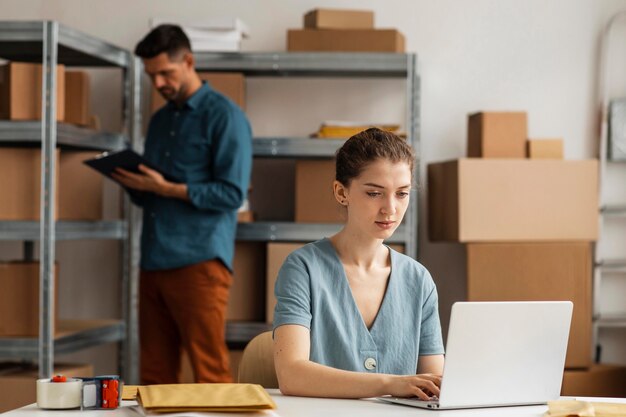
top-left (112, 25), bottom-right (252, 384)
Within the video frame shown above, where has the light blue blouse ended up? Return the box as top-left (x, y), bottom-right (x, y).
top-left (273, 238), bottom-right (445, 375)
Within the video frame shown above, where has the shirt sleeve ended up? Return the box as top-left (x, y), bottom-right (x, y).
top-left (186, 106), bottom-right (252, 211)
top-left (419, 274), bottom-right (445, 355)
top-left (273, 255), bottom-right (313, 331)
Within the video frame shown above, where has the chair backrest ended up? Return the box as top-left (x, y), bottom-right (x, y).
top-left (237, 331), bottom-right (278, 388)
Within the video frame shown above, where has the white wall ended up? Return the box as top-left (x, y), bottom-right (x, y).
top-left (2, 0), bottom-right (626, 372)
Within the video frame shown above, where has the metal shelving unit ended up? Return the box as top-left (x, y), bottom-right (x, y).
top-left (202, 52), bottom-right (420, 259)
top-left (0, 21), bottom-right (141, 381)
top-left (593, 12), bottom-right (626, 363)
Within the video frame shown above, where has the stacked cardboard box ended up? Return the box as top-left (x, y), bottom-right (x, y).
top-left (64, 71), bottom-right (92, 126)
top-left (288, 8), bottom-right (404, 53)
top-left (0, 262), bottom-right (58, 337)
top-left (0, 62), bottom-right (65, 121)
top-left (0, 148), bottom-right (103, 221)
top-left (428, 111), bottom-right (604, 386)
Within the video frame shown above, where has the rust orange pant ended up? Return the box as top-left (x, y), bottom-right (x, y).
top-left (139, 259), bottom-right (233, 384)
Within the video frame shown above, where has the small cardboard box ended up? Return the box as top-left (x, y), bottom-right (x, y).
top-left (0, 262), bottom-right (59, 337)
top-left (427, 159), bottom-right (598, 242)
top-left (58, 151), bottom-right (103, 220)
top-left (0, 148), bottom-right (60, 220)
top-left (227, 242), bottom-right (266, 321)
top-left (0, 62), bottom-right (65, 121)
top-left (287, 29), bottom-right (405, 53)
top-left (0, 362), bottom-right (93, 413)
top-left (151, 72), bottom-right (245, 113)
top-left (467, 112), bottom-right (527, 158)
top-left (467, 242), bottom-right (592, 368)
top-left (561, 364), bottom-right (626, 397)
top-left (295, 160), bottom-right (342, 223)
top-left (304, 9), bottom-right (374, 29)
top-left (64, 71), bottom-right (91, 126)
top-left (527, 138), bottom-right (564, 159)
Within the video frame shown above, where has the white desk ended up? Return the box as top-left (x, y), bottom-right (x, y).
top-left (4, 390), bottom-right (625, 417)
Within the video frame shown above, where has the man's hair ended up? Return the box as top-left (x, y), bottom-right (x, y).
top-left (134, 24), bottom-right (192, 59)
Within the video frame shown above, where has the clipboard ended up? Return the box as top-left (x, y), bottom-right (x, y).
top-left (83, 149), bottom-right (182, 185)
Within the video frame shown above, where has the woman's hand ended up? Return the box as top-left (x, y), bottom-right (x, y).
top-left (383, 373), bottom-right (442, 400)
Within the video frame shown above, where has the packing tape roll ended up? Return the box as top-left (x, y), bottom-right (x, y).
top-left (36, 378), bottom-right (83, 409)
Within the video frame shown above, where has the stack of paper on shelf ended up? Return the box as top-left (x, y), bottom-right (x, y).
top-left (313, 121), bottom-right (401, 139)
top-left (151, 17), bottom-right (249, 52)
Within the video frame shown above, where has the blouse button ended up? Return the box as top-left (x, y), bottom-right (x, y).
top-left (364, 357), bottom-right (377, 370)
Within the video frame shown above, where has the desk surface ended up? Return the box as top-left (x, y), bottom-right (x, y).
top-left (4, 390), bottom-right (625, 417)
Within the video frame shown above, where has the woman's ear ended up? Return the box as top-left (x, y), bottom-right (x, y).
top-left (333, 180), bottom-right (349, 206)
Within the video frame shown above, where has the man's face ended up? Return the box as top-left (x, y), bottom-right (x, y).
top-left (143, 51), bottom-right (193, 102)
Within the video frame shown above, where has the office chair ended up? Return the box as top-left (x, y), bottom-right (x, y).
top-left (238, 331), bottom-right (279, 388)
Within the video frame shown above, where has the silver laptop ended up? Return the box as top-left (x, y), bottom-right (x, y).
top-left (377, 301), bottom-right (573, 410)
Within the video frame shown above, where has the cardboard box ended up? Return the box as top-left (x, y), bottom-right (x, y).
top-left (0, 62), bottom-right (65, 121)
top-left (467, 243), bottom-right (592, 368)
top-left (0, 362), bottom-right (93, 413)
top-left (0, 148), bottom-right (60, 220)
top-left (427, 159), bottom-right (598, 242)
top-left (151, 72), bottom-right (245, 113)
top-left (0, 262), bottom-right (59, 337)
top-left (228, 242), bottom-right (266, 321)
top-left (304, 9), bottom-right (374, 29)
top-left (266, 242), bottom-right (405, 323)
top-left (295, 160), bottom-right (342, 223)
top-left (0, 148), bottom-right (102, 221)
top-left (562, 364), bottom-right (626, 397)
top-left (467, 112), bottom-right (527, 158)
top-left (237, 210), bottom-right (254, 223)
top-left (58, 151), bottom-right (103, 220)
top-left (64, 71), bottom-right (91, 126)
top-left (527, 138), bottom-right (564, 159)
top-left (287, 29), bottom-right (405, 53)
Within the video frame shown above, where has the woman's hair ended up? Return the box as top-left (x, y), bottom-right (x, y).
top-left (335, 127), bottom-right (415, 186)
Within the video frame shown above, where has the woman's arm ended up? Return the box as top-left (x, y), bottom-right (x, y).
top-left (274, 325), bottom-right (441, 399)
top-left (417, 354), bottom-right (444, 375)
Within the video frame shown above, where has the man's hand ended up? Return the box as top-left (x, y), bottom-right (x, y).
top-left (111, 164), bottom-right (189, 201)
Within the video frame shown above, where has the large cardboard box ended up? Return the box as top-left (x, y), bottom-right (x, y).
top-left (527, 138), bottom-right (564, 159)
top-left (0, 262), bottom-right (59, 337)
top-left (304, 9), bottom-right (374, 29)
top-left (58, 151), bottom-right (103, 220)
top-left (467, 112), bottom-right (527, 158)
top-left (287, 29), bottom-right (405, 53)
top-left (266, 242), bottom-right (405, 323)
top-left (151, 72), bottom-right (245, 113)
top-left (0, 62), bottom-right (65, 121)
top-left (562, 364), bottom-right (626, 397)
top-left (0, 148), bottom-right (60, 220)
top-left (467, 242), bottom-right (592, 368)
top-left (228, 242), bottom-right (266, 321)
top-left (295, 160), bottom-right (342, 223)
top-left (64, 71), bottom-right (91, 126)
top-left (0, 362), bottom-right (93, 413)
top-left (427, 159), bottom-right (598, 242)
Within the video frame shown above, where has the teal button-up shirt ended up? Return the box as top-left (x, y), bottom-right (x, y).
top-left (132, 82), bottom-right (252, 271)
top-left (273, 238), bottom-right (445, 375)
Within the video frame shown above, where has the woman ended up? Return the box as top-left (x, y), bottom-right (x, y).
top-left (273, 128), bottom-right (445, 399)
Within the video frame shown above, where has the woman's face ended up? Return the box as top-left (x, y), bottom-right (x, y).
top-left (340, 158), bottom-right (412, 241)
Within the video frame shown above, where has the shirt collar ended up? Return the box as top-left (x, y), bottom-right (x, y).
top-left (166, 81), bottom-right (211, 111)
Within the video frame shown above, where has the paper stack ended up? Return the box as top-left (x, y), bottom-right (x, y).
top-left (151, 17), bottom-right (250, 52)
top-left (313, 121), bottom-right (402, 139)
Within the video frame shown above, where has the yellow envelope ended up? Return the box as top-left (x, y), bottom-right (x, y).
top-left (545, 400), bottom-right (626, 417)
top-left (136, 383), bottom-right (277, 413)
